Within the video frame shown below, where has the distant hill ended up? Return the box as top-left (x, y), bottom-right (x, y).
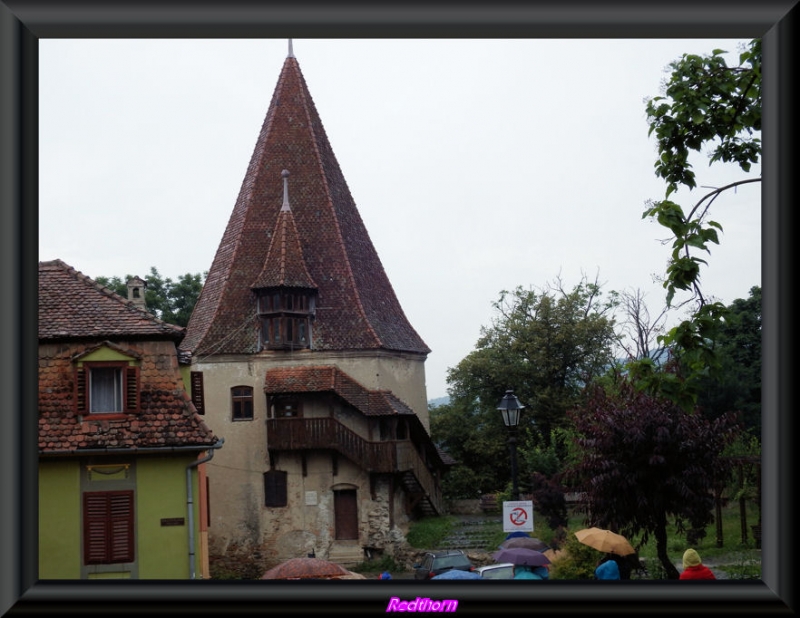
top-left (428, 396), bottom-right (450, 408)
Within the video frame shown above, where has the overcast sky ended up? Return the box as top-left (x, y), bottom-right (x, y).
top-left (39, 38), bottom-right (761, 400)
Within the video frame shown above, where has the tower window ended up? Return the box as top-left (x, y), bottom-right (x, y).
top-left (231, 386), bottom-right (254, 421)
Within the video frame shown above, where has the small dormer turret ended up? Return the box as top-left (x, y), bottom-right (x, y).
top-left (127, 276), bottom-right (147, 310)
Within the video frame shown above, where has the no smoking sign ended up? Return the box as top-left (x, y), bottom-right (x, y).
top-left (502, 500), bottom-right (534, 533)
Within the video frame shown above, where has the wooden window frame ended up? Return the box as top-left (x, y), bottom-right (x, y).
top-left (269, 396), bottom-right (301, 419)
top-left (231, 385), bottom-right (254, 421)
top-left (75, 362), bottom-right (139, 415)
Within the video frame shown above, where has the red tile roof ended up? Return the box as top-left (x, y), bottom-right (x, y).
top-left (181, 54), bottom-right (429, 358)
top-left (251, 176), bottom-right (317, 290)
top-left (38, 260), bottom-right (218, 454)
top-left (264, 365), bottom-right (416, 417)
top-left (39, 259), bottom-right (184, 341)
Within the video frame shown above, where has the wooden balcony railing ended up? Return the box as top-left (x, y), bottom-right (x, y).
top-left (266, 417), bottom-right (442, 513)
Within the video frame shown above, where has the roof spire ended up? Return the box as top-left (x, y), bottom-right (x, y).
top-left (288, 39), bottom-right (295, 59)
top-left (281, 169), bottom-right (291, 212)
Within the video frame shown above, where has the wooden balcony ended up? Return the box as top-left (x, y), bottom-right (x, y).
top-left (266, 417), bottom-right (443, 515)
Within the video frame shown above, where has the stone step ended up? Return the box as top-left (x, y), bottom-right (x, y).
top-left (327, 543), bottom-right (364, 568)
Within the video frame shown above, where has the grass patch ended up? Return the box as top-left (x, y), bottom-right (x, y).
top-left (405, 515), bottom-right (458, 549)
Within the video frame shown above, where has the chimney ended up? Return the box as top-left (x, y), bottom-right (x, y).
top-left (126, 276), bottom-right (147, 310)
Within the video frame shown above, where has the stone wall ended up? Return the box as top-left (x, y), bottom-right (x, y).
top-left (446, 499), bottom-right (483, 515)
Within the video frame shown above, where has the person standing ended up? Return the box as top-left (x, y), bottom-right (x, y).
top-left (513, 565), bottom-right (547, 579)
top-left (594, 559), bottom-right (621, 580)
top-left (679, 548), bottom-right (716, 580)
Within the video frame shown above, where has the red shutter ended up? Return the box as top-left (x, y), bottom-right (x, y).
top-left (190, 371), bottom-right (205, 415)
top-left (83, 491), bottom-right (135, 564)
top-left (75, 367), bottom-right (87, 413)
top-left (125, 366), bottom-right (140, 412)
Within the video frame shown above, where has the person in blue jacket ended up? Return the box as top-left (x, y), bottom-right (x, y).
top-left (513, 565), bottom-right (549, 580)
top-left (594, 559), bottom-right (621, 580)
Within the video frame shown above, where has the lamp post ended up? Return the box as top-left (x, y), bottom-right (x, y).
top-left (497, 389), bottom-right (525, 501)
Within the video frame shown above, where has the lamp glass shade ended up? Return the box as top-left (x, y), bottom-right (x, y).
top-left (497, 390), bottom-right (524, 428)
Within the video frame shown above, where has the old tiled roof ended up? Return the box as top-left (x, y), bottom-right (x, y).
top-left (38, 260), bottom-right (218, 454)
top-left (264, 366), bottom-right (416, 417)
top-left (181, 52), bottom-right (430, 358)
top-left (39, 259), bottom-right (184, 341)
top-left (264, 365), bottom-right (448, 468)
top-left (251, 174), bottom-right (317, 290)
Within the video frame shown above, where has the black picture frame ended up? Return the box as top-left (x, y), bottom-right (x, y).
top-left (2, 1), bottom-right (795, 615)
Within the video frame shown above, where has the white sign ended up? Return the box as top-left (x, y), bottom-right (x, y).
top-left (305, 491), bottom-right (318, 506)
top-left (502, 500), bottom-right (534, 533)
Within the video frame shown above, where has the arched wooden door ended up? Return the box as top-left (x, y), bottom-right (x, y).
top-left (334, 489), bottom-right (358, 540)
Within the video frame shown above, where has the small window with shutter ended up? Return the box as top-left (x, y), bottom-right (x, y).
top-left (264, 470), bottom-right (287, 507)
top-left (75, 363), bottom-right (139, 414)
top-left (83, 490), bottom-right (135, 564)
top-left (190, 371), bottom-right (205, 415)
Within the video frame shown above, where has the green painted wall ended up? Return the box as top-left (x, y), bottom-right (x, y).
top-left (136, 456), bottom-right (200, 579)
top-left (39, 461), bottom-right (82, 578)
top-left (39, 456), bottom-right (202, 579)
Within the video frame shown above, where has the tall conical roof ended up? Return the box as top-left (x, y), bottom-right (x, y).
top-left (182, 50), bottom-right (429, 357)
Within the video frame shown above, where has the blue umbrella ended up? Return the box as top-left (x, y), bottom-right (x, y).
top-left (504, 531), bottom-right (531, 540)
top-left (431, 569), bottom-right (482, 580)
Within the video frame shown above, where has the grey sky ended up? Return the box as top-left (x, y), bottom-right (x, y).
top-left (39, 38), bottom-right (761, 400)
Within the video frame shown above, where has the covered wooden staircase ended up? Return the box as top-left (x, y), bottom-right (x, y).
top-left (266, 417), bottom-right (444, 516)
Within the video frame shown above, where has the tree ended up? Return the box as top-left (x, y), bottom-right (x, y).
top-left (430, 399), bottom-right (510, 499)
top-left (633, 39), bottom-right (761, 408)
top-left (436, 273), bottom-right (619, 497)
top-left (566, 379), bottom-right (740, 579)
top-left (695, 286), bottom-right (761, 438)
top-left (96, 267), bottom-right (206, 327)
top-left (614, 288), bottom-right (671, 363)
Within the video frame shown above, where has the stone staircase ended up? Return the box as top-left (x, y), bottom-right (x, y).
top-left (438, 515), bottom-right (502, 552)
top-left (327, 541), bottom-right (364, 568)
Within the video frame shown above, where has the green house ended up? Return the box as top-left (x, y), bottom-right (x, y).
top-left (38, 259), bottom-right (222, 579)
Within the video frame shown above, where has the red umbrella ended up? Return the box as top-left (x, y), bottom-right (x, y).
top-left (261, 557), bottom-right (350, 580)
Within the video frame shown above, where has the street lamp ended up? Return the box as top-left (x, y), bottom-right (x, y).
top-left (497, 389), bottom-right (525, 501)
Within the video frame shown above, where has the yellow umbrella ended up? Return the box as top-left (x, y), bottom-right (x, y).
top-left (574, 527), bottom-right (635, 556)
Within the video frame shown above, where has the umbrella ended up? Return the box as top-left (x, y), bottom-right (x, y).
top-left (504, 531), bottom-right (531, 540)
top-left (330, 570), bottom-right (368, 580)
top-left (574, 527), bottom-right (635, 556)
top-left (492, 548), bottom-right (551, 567)
top-left (261, 557), bottom-right (350, 580)
top-left (499, 536), bottom-right (549, 552)
top-left (432, 569), bottom-right (482, 580)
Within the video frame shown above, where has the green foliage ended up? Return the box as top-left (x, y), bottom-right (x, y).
top-left (404, 516), bottom-right (457, 549)
top-left (638, 40), bottom-right (761, 411)
top-left (96, 266), bottom-right (206, 327)
top-left (438, 274), bottom-right (619, 497)
top-left (351, 554), bottom-right (401, 575)
top-left (645, 40), bottom-right (761, 197)
top-left (696, 286), bottom-right (761, 437)
top-left (565, 379), bottom-right (741, 578)
top-left (431, 399), bottom-right (510, 498)
top-left (548, 531), bottom-right (598, 580)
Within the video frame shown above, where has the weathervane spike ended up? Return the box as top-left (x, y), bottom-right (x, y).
top-left (288, 39), bottom-right (295, 59)
top-left (281, 170), bottom-right (291, 211)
